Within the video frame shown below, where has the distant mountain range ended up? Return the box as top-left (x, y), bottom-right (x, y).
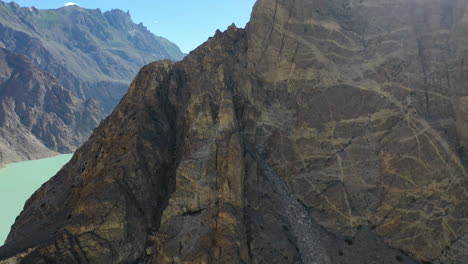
top-left (0, 1), bottom-right (184, 112)
top-left (0, 1), bottom-right (185, 165)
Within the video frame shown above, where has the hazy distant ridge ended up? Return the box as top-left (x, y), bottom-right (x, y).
top-left (0, 1), bottom-right (185, 112)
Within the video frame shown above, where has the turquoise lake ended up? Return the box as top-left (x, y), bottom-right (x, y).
top-left (0, 154), bottom-right (73, 245)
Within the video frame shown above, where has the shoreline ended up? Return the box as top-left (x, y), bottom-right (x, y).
top-left (0, 152), bottom-right (74, 170)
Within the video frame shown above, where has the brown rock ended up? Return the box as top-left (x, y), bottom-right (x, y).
top-left (0, 0), bottom-right (467, 263)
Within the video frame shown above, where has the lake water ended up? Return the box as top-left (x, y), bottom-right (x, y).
top-left (0, 154), bottom-right (73, 245)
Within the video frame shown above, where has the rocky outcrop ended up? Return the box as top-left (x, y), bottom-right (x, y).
top-left (0, 47), bottom-right (104, 165)
top-left (0, 0), bottom-right (467, 263)
top-left (0, 1), bottom-right (185, 112)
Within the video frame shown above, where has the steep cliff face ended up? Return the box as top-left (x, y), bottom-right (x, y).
top-left (0, 0), bottom-right (467, 263)
top-left (0, 1), bottom-right (185, 112)
top-left (0, 48), bottom-right (104, 165)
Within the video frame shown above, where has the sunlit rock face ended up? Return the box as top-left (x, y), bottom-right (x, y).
top-left (0, 0), bottom-right (467, 263)
top-left (246, 0), bottom-right (468, 262)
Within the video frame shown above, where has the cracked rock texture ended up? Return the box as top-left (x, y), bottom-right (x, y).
top-left (0, 0), bottom-right (467, 263)
top-left (0, 47), bottom-right (104, 165)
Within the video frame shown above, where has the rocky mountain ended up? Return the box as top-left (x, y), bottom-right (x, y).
top-left (0, 1), bottom-right (185, 112)
top-left (0, 47), bottom-right (104, 165)
top-left (0, 0), bottom-right (467, 263)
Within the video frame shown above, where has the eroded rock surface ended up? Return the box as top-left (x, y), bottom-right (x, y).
top-left (0, 0), bottom-right (467, 263)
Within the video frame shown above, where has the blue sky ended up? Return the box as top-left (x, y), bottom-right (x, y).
top-left (12, 0), bottom-right (257, 53)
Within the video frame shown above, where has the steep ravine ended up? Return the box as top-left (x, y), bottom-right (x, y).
top-left (0, 0), bottom-right (467, 263)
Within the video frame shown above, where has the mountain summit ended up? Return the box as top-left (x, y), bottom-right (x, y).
top-left (1, 0), bottom-right (467, 263)
top-left (0, 1), bottom-right (184, 112)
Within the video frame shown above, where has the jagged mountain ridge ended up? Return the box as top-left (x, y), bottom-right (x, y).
top-left (0, 0), bottom-right (467, 263)
top-left (0, 0), bottom-right (185, 164)
top-left (0, 47), bottom-right (104, 165)
top-left (0, 1), bottom-right (185, 112)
